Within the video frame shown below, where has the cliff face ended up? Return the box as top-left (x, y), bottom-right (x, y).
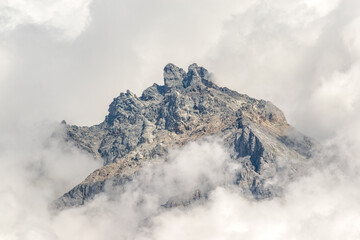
top-left (54, 63), bottom-right (314, 209)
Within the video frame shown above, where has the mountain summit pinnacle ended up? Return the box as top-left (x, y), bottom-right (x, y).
top-left (163, 63), bottom-right (214, 92)
top-left (163, 63), bottom-right (185, 81)
top-left (54, 63), bottom-right (314, 209)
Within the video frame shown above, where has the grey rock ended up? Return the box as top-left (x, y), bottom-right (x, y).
top-left (162, 189), bottom-right (205, 208)
top-left (54, 63), bottom-right (315, 210)
top-left (163, 63), bottom-right (186, 92)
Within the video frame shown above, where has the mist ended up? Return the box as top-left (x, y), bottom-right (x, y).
top-left (1, 0), bottom-right (360, 239)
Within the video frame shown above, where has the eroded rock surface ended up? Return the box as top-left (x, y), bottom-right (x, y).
top-left (54, 63), bottom-right (314, 209)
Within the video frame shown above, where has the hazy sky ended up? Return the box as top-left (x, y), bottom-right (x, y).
top-left (0, 0), bottom-right (359, 138)
top-left (1, 0), bottom-right (360, 239)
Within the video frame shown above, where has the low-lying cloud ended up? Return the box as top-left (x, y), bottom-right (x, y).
top-left (2, 127), bottom-right (360, 239)
top-left (1, 0), bottom-right (360, 239)
top-left (0, 124), bottom-right (101, 239)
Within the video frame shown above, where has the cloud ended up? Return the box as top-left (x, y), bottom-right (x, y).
top-left (52, 138), bottom-right (237, 239)
top-left (0, 0), bottom-right (92, 40)
top-left (144, 168), bottom-right (360, 240)
top-left (0, 136), bottom-right (237, 239)
top-left (2, 132), bottom-right (357, 240)
top-left (0, 0), bottom-right (359, 138)
top-left (205, 0), bottom-right (360, 139)
top-left (0, 0), bottom-right (249, 127)
top-left (0, 124), bottom-right (101, 239)
top-left (0, 0), bottom-right (360, 239)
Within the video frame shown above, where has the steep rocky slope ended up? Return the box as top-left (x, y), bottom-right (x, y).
top-left (54, 63), bottom-right (314, 209)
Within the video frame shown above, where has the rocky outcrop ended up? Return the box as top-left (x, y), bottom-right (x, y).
top-left (162, 190), bottom-right (205, 208)
top-left (54, 63), bottom-right (314, 209)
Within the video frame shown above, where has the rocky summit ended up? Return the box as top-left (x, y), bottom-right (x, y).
top-left (54, 63), bottom-right (314, 209)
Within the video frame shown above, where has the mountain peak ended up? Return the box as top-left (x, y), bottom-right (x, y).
top-left (54, 63), bottom-right (314, 210)
top-left (163, 63), bottom-right (213, 91)
top-left (163, 63), bottom-right (186, 91)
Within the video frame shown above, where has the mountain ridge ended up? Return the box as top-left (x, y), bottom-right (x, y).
top-left (54, 63), bottom-right (314, 209)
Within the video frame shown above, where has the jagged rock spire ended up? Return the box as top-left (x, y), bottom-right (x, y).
top-left (163, 63), bottom-right (186, 91)
top-left (163, 63), bottom-right (213, 91)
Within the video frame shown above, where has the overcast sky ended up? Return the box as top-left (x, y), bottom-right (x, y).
top-left (0, 0), bottom-right (359, 139)
top-left (1, 0), bottom-right (360, 239)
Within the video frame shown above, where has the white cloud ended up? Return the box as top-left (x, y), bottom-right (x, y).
top-left (0, 124), bottom-right (100, 239)
top-left (205, 0), bottom-right (360, 139)
top-left (144, 169), bottom-right (360, 240)
top-left (0, 44), bottom-right (11, 85)
top-left (0, 0), bottom-right (92, 40)
top-left (311, 64), bottom-right (360, 121)
top-left (0, 0), bottom-right (360, 239)
top-left (3, 135), bottom-right (354, 240)
top-left (343, 17), bottom-right (360, 57)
